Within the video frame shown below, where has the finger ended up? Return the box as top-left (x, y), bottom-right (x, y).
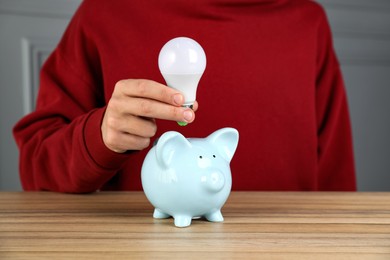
top-left (191, 101), bottom-right (199, 112)
top-left (116, 79), bottom-right (184, 107)
top-left (123, 134), bottom-right (152, 151)
top-left (106, 113), bottom-right (157, 138)
top-left (106, 130), bottom-right (152, 152)
top-left (123, 97), bottom-right (195, 123)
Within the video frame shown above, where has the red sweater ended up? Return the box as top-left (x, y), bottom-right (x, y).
top-left (13, 0), bottom-right (356, 192)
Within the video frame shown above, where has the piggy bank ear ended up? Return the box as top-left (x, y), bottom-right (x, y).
top-left (155, 131), bottom-right (192, 169)
top-left (207, 128), bottom-right (239, 162)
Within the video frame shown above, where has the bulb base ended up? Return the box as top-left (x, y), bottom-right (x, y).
top-left (177, 104), bottom-right (193, 126)
top-left (177, 121), bottom-right (188, 126)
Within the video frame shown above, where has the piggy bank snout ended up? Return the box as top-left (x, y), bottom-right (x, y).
top-left (202, 170), bottom-right (225, 192)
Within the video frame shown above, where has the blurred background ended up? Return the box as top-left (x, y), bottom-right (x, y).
top-left (0, 0), bottom-right (389, 191)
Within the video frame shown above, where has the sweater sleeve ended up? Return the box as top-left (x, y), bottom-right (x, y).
top-left (315, 8), bottom-right (357, 191)
top-left (13, 3), bottom-right (130, 193)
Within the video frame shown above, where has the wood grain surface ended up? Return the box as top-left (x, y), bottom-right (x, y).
top-left (0, 192), bottom-right (389, 259)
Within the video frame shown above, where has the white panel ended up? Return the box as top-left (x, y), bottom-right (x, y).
top-left (335, 37), bottom-right (390, 66)
top-left (325, 8), bottom-right (390, 36)
top-left (317, 0), bottom-right (390, 66)
top-left (21, 37), bottom-right (57, 114)
top-left (318, 0), bottom-right (390, 9)
top-left (0, 0), bottom-right (81, 18)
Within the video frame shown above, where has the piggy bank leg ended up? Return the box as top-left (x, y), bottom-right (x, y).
top-left (173, 215), bottom-right (192, 227)
top-left (153, 208), bottom-right (170, 219)
top-left (205, 210), bottom-right (224, 222)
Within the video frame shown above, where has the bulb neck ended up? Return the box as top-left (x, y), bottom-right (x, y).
top-left (162, 73), bottom-right (202, 105)
top-left (182, 104), bottom-right (194, 109)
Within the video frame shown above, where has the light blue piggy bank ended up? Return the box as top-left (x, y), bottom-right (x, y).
top-left (141, 127), bottom-right (239, 227)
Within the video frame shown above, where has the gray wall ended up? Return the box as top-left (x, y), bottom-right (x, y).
top-left (0, 0), bottom-right (81, 191)
top-left (320, 0), bottom-right (390, 190)
top-left (0, 0), bottom-right (389, 191)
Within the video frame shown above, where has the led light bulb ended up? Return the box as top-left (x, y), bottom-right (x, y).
top-left (158, 37), bottom-right (206, 126)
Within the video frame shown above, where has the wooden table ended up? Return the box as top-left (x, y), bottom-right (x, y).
top-left (0, 192), bottom-right (389, 259)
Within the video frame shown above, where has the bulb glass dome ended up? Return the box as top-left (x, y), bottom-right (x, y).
top-left (158, 37), bottom-right (206, 75)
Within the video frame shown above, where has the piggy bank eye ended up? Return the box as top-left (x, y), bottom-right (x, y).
top-left (199, 156), bottom-right (203, 159)
top-left (213, 155), bottom-right (216, 158)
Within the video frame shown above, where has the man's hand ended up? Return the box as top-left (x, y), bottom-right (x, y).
top-left (101, 79), bottom-right (197, 153)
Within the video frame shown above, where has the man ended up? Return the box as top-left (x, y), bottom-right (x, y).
top-left (13, 0), bottom-right (356, 192)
